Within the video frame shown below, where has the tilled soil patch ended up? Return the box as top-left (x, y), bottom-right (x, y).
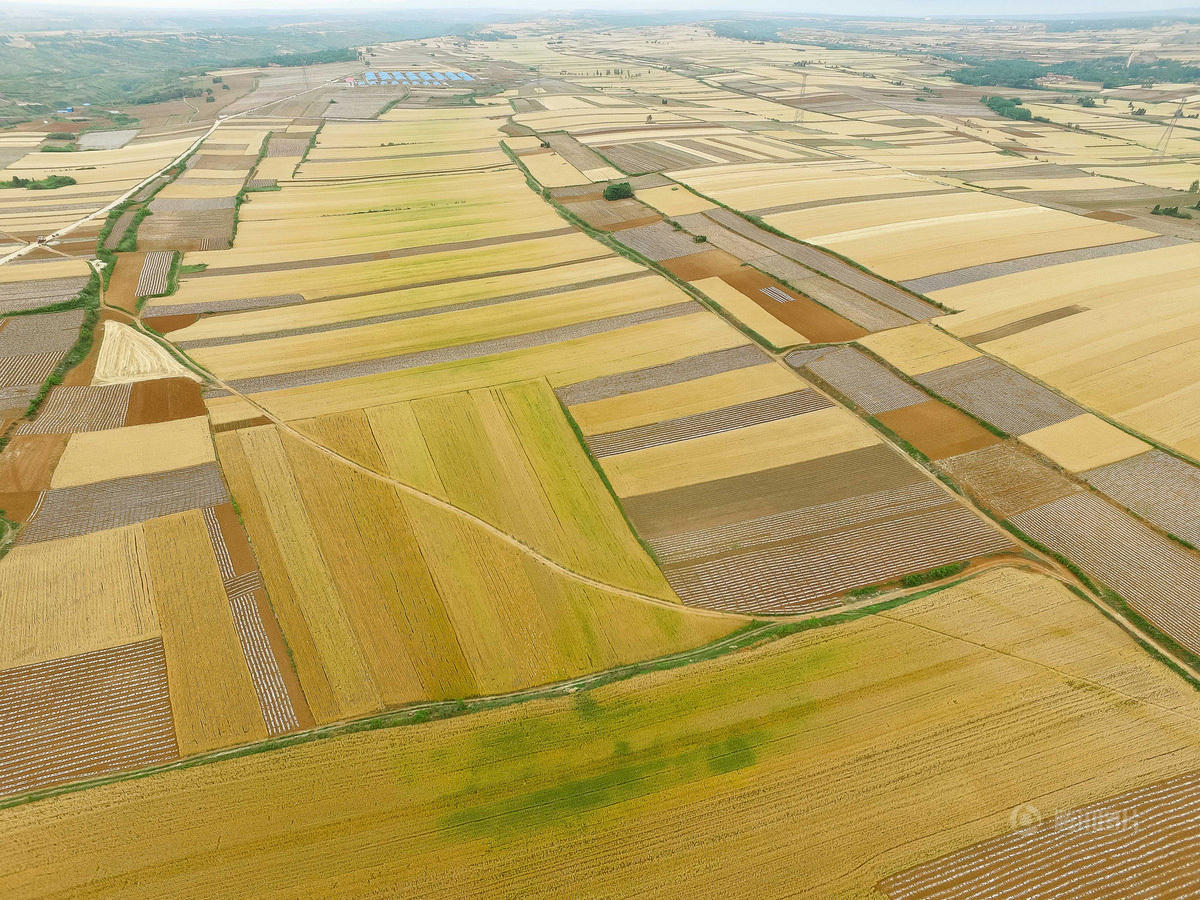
top-left (143, 313), bottom-right (198, 334)
top-left (938, 441), bottom-right (1080, 518)
top-left (876, 399), bottom-right (1000, 459)
top-left (125, 376), bottom-right (207, 426)
top-left (0, 638), bottom-right (179, 799)
top-left (661, 248), bottom-right (742, 281)
top-left (721, 268), bottom-right (867, 342)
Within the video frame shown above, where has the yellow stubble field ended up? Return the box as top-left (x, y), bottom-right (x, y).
top-left (5, 568), bottom-right (1200, 898)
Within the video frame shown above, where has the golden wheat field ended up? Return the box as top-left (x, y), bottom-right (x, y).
top-left (4, 568), bottom-right (1200, 899)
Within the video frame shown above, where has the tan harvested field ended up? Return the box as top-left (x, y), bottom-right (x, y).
top-left (1019, 413), bottom-right (1153, 473)
top-left (49, 416), bottom-right (214, 489)
top-left (0, 525), bottom-right (160, 671)
top-left (859, 324), bottom-right (980, 376)
top-left (934, 243), bottom-right (1200, 458)
top-left (92, 323), bottom-right (200, 385)
top-left (5, 569), bottom-right (1200, 898)
top-left (142, 510), bottom-right (268, 756)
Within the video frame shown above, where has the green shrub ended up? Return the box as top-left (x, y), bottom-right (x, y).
top-left (603, 181), bottom-right (633, 201)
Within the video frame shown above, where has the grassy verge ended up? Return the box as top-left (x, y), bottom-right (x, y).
top-left (23, 272), bottom-right (101, 420)
top-left (0, 509), bottom-right (17, 560)
top-left (292, 121), bottom-right (325, 178)
top-left (114, 206), bottom-right (151, 253)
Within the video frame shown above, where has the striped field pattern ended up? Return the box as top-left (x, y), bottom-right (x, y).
top-left (225, 302), bottom-right (700, 395)
top-left (557, 344), bottom-right (770, 405)
top-left (1012, 492), bottom-right (1200, 655)
top-left (703, 207), bottom-right (941, 320)
top-left (1082, 450), bottom-right (1200, 548)
top-left (0, 638), bottom-right (178, 798)
top-left (18, 463), bottom-right (230, 544)
top-left (201, 506), bottom-right (298, 736)
top-left (651, 481), bottom-right (951, 564)
top-left (0, 276), bottom-right (88, 314)
top-left (879, 770), bottom-right (1200, 899)
top-left (799, 346), bottom-right (927, 414)
top-left (135, 252), bottom-right (174, 298)
top-left (587, 390), bottom-right (832, 457)
top-left (0, 352), bottom-right (61, 389)
top-left (668, 504), bottom-right (1011, 614)
top-left (760, 286), bottom-right (794, 303)
top-left (918, 357), bottom-right (1083, 436)
top-left (16, 383), bottom-right (130, 434)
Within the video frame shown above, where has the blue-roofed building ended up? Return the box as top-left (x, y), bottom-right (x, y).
top-left (445, 72), bottom-right (460, 80)
top-left (459, 72), bottom-right (474, 81)
top-left (419, 72), bottom-right (433, 80)
top-left (406, 72), bottom-right (419, 81)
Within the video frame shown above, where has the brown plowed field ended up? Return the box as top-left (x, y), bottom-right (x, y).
top-left (142, 314), bottom-right (198, 334)
top-left (660, 248), bottom-right (742, 281)
top-left (878, 400), bottom-right (1001, 460)
top-left (721, 267), bottom-right (867, 342)
top-left (125, 377), bottom-right (208, 426)
top-left (103, 251), bottom-right (146, 314)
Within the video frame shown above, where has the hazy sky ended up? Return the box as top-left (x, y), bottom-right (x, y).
top-left (14, 0), bottom-right (1200, 13)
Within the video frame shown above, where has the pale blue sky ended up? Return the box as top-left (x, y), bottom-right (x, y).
top-left (14, 0), bottom-right (1200, 13)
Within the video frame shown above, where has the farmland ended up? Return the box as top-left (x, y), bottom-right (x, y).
top-left (6, 569), bottom-right (1200, 898)
top-left (4, 13), bottom-right (1200, 899)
